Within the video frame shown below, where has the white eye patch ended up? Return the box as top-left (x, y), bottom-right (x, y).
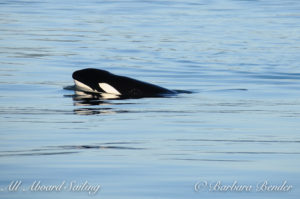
top-left (99, 83), bottom-right (121, 95)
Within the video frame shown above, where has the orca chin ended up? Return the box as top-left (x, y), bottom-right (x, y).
top-left (72, 68), bottom-right (177, 99)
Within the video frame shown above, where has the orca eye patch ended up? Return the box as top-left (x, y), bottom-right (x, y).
top-left (98, 83), bottom-right (121, 95)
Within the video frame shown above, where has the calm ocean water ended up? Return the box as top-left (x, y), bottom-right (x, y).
top-left (1, 0), bottom-right (300, 198)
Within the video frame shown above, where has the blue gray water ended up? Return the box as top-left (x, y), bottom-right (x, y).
top-left (1, 0), bottom-right (300, 198)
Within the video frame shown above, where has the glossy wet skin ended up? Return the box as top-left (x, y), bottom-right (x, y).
top-left (72, 68), bottom-right (176, 98)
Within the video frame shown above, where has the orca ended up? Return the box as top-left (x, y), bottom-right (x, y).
top-left (72, 68), bottom-right (178, 98)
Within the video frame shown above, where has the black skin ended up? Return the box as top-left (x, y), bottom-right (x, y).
top-left (72, 68), bottom-right (176, 98)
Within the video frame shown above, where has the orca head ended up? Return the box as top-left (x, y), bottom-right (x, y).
top-left (72, 68), bottom-right (179, 99)
top-left (72, 68), bottom-right (121, 95)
